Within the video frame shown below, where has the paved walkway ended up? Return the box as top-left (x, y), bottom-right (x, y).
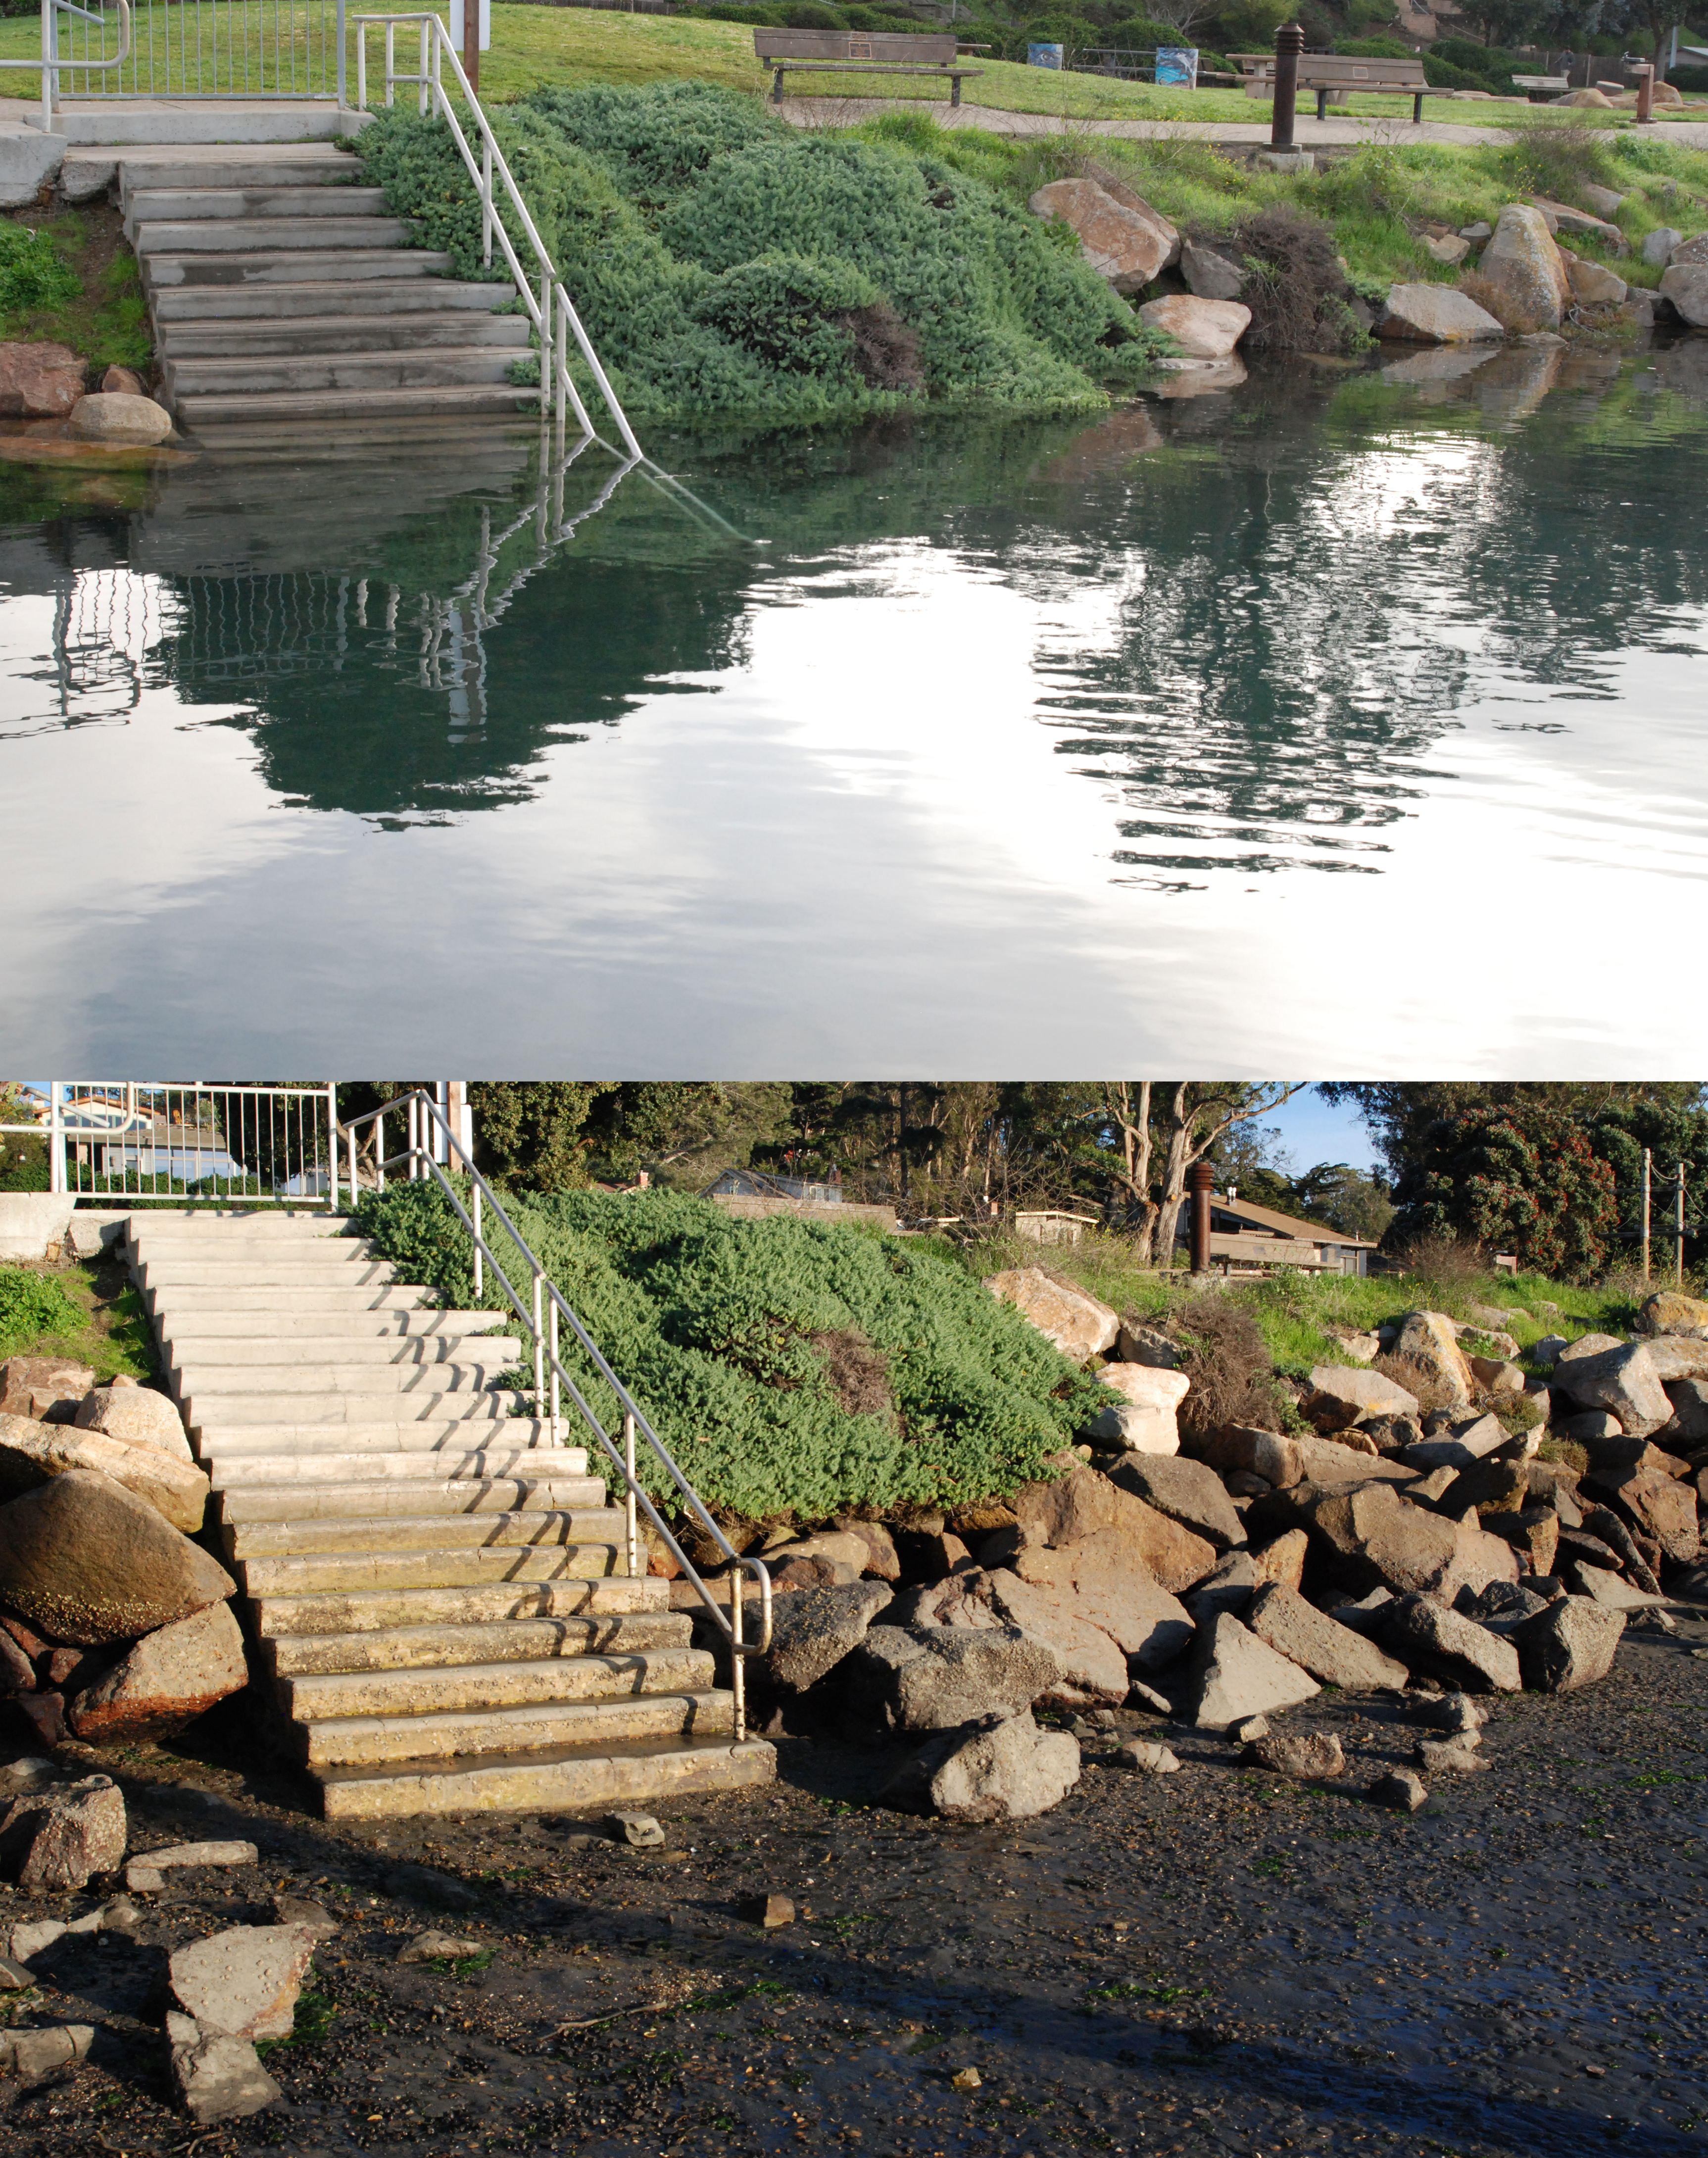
top-left (780, 96), bottom-right (1708, 150)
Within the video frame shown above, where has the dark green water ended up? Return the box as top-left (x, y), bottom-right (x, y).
top-left (3, 339), bottom-right (1706, 1071)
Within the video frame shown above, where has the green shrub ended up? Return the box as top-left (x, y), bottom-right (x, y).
top-left (0, 224), bottom-right (81, 317)
top-left (356, 82), bottom-right (1169, 421)
top-left (1332, 35), bottom-right (1416, 56)
top-left (0, 1268), bottom-right (85, 1359)
top-left (352, 1184), bottom-right (1105, 1523)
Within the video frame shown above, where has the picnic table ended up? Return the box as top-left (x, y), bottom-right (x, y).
top-left (753, 29), bottom-right (986, 107)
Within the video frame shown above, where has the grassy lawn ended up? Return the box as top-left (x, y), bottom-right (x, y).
top-left (0, 1254), bottom-right (158, 1383)
top-left (0, 5), bottom-right (1672, 130)
top-left (0, 201), bottom-right (150, 370)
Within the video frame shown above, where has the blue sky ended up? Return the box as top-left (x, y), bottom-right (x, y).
top-left (1261, 1086), bottom-right (1382, 1175)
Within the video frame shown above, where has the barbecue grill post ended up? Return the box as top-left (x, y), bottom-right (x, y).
top-left (1270, 21), bottom-right (1303, 148)
top-left (1189, 1161), bottom-right (1215, 1275)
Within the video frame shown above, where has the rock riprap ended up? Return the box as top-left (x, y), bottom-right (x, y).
top-left (0, 1468), bottom-right (235, 1643)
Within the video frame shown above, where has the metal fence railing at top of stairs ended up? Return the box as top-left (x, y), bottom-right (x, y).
top-left (351, 10), bottom-right (645, 458)
top-left (338, 1088), bottom-right (776, 1749)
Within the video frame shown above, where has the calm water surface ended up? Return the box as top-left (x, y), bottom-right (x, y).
top-left (3, 338), bottom-right (1707, 1071)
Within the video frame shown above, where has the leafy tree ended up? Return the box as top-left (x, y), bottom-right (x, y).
top-left (1384, 1102), bottom-right (1618, 1280)
top-left (1319, 1081), bottom-right (1705, 1179)
top-left (468, 1083), bottom-right (618, 1192)
top-left (581, 1083), bottom-right (795, 1191)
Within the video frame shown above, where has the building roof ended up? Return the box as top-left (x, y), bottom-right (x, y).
top-left (1211, 1191), bottom-right (1378, 1248)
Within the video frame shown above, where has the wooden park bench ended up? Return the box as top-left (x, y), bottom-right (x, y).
top-left (754, 29), bottom-right (986, 107)
top-left (1229, 50), bottom-right (1449, 122)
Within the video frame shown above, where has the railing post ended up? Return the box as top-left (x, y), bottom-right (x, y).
top-left (532, 1266), bottom-right (544, 1420)
top-left (482, 136), bottom-right (492, 269)
top-left (730, 1567), bottom-right (746, 1746)
top-left (623, 1411), bottom-right (638, 1579)
top-left (538, 268), bottom-right (551, 416)
top-left (555, 287), bottom-right (568, 432)
top-left (417, 13), bottom-right (428, 114)
top-left (48, 1082), bottom-right (63, 1196)
top-left (549, 1299), bottom-right (561, 1442)
top-left (356, 16), bottom-right (366, 108)
top-left (336, 0), bottom-right (346, 106)
top-left (472, 1182), bottom-right (483, 1296)
top-left (375, 1108), bottom-right (385, 1194)
top-left (326, 1081), bottom-right (339, 1211)
top-left (347, 1120), bottom-right (358, 1207)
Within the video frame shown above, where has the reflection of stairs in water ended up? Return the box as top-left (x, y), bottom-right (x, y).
top-left (135, 1209), bottom-right (776, 1821)
top-left (122, 145), bottom-right (536, 432)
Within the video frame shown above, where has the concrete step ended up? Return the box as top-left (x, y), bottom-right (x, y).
top-left (217, 1475), bottom-right (607, 1524)
top-left (163, 348), bottom-right (524, 396)
top-left (170, 1335), bottom-right (520, 1370)
top-left (122, 1209), bottom-right (356, 1232)
top-left (252, 1573), bottom-right (669, 1637)
top-left (124, 186), bottom-right (393, 232)
top-left (175, 384), bottom-right (536, 426)
top-left (146, 1288), bottom-right (432, 1315)
top-left (206, 1446), bottom-right (591, 1490)
top-left (160, 313), bottom-right (531, 358)
top-left (134, 215), bottom-right (412, 255)
top-left (316, 1733), bottom-right (776, 1822)
top-left (295, 1688), bottom-right (730, 1768)
top-left (151, 280), bottom-right (512, 323)
top-left (196, 1418), bottom-right (565, 1457)
top-left (190, 1388), bottom-right (523, 1431)
top-left (238, 1542), bottom-right (622, 1598)
top-left (44, 99), bottom-right (355, 145)
top-left (282, 1647), bottom-right (717, 1725)
top-left (137, 1239), bottom-right (380, 1268)
top-left (181, 1356), bottom-right (517, 1395)
top-left (115, 157), bottom-right (351, 193)
top-left (145, 249), bottom-right (454, 288)
top-left (262, 1610), bottom-right (692, 1679)
top-left (157, 1308), bottom-right (512, 1339)
top-left (225, 1507), bottom-right (625, 1559)
top-left (140, 1261), bottom-right (403, 1287)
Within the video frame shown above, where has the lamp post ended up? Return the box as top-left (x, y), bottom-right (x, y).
top-left (1189, 1161), bottom-right (1215, 1275)
top-left (1271, 21), bottom-right (1304, 150)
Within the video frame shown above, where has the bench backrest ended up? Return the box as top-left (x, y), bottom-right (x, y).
top-left (1229, 50), bottom-right (1428, 88)
top-left (753, 29), bottom-right (960, 62)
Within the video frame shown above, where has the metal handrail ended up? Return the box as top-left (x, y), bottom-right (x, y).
top-left (349, 10), bottom-right (642, 459)
top-left (3, 0), bottom-right (132, 130)
top-left (338, 1089), bottom-right (774, 1748)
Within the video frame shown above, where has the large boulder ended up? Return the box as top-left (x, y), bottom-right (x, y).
top-left (1562, 252), bottom-right (1627, 306)
top-left (1640, 1291), bottom-right (1708, 1340)
top-left (0, 1469), bottom-right (236, 1645)
top-left (66, 1601), bottom-right (249, 1743)
top-left (1587, 1462), bottom-right (1700, 1564)
top-left (168, 2013), bottom-right (282, 2124)
top-left (1028, 177), bottom-right (1177, 294)
top-left (74, 1384), bottom-right (194, 1462)
top-left (1389, 1312), bottom-right (1475, 1407)
top-left (1476, 203), bottom-right (1570, 331)
top-left (0, 1774), bottom-right (126, 1889)
top-left (1107, 1453), bottom-right (1244, 1551)
top-left (0, 1358), bottom-right (95, 1421)
top-left (0, 1411), bottom-right (210, 1532)
top-left (1647, 1337), bottom-right (1708, 1384)
top-left (1660, 262), bottom-right (1708, 329)
top-left (1512, 1597), bottom-right (1624, 1693)
top-left (1554, 1341), bottom-right (1672, 1437)
top-left (845, 1623), bottom-right (1060, 1731)
top-left (0, 341), bottom-right (86, 418)
top-left (887, 1712), bottom-right (1081, 1822)
top-left (983, 1269), bottom-right (1117, 1363)
top-left (1176, 1612), bottom-right (1320, 1729)
top-left (1295, 1435), bottom-right (1418, 1486)
top-left (68, 392), bottom-right (173, 444)
top-left (1180, 238), bottom-right (1246, 300)
top-left (1297, 1479), bottom-right (1516, 1601)
top-left (1084, 1361), bottom-right (1189, 1454)
top-left (1006, 1529), bottom-right (1196, 1672)
top-left (1245, 1582), bottom-right (1410, 1693)
top-left (1374, 1592), bottom-right (1520, 1692)
top-left (1136, 294), bottom-right (1251, 358)
top-left (1191, 1424), bottom-right (1303, 1489)
top-left (957, 1569), bottom-right (1131, 1704)
top-left (1376, 283), bottom-right (1503, 343)
top-left (1305, 1366), bottom-right (1421, 1431)
top-left (1664, 1378), bottom-right (1708, 1445)
top-left (1011, 1467), bottom-right (1216, 1593)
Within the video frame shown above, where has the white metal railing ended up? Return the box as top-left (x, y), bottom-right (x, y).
top-left (18, 0), bottom-right (348, 121)
top-left (339, 1088), bottom-right (775, 1746)
top-left (351, 10), bottom-right (642, 459)
top-left (3, 0), bottom-right (130, 128)
top-left (1, 1083), bottom-right (341, 1206)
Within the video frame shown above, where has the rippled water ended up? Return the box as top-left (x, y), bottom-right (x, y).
top-left (3, 336), bottom-right (1707, 1071)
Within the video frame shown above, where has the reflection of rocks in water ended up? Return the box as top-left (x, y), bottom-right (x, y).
top-left (1032, 407), bottom-right (1163, 487)
top-left (1146, 358), bottom-right (1247, 400)
top-left (1655, 338), bottom-right (1708, 402)
top-left (1380, 345), bottom-right (1499, 397)
top-left (1467, 342), bottom-right (1564, 423)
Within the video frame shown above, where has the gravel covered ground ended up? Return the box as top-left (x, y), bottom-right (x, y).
top-left (5, 1610), bottom-right (1708, 2158)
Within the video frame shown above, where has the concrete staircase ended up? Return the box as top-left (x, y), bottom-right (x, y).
top-left (118, 144), bottom-right (536, 432)
top-left (130, 1209), bottom-right (775, 1819)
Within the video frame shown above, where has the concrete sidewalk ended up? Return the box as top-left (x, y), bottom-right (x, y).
top-left (780, 96), bottom-right (1708, 152)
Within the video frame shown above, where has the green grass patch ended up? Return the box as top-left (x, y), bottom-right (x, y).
top-left (0, 204), bottom-right (150, 372)
top-left (0, 1259), bottom-right (158, 1380)
top-left (255, 1988), bottom-right (339, 2053)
